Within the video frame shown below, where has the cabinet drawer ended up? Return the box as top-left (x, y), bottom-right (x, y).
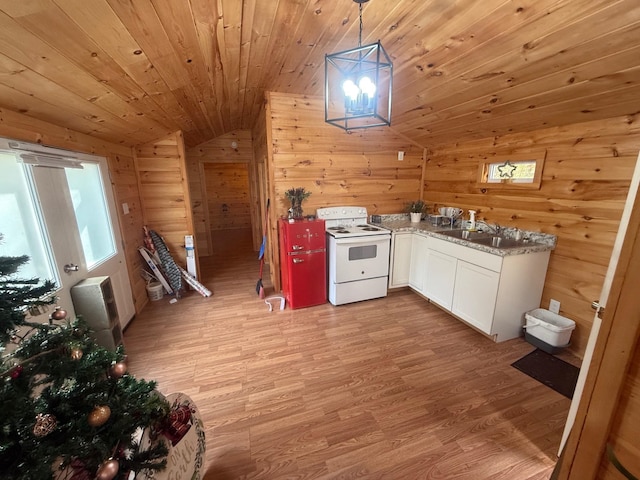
top-left (427, 236), bottom-right (502, 272)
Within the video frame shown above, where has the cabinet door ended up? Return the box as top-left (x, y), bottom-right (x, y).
top-left (389, 233), bottom-right (412, 288)
top-left (452, 260), bottom-right (500, 334)
top-left (409, 234), bottom-right (429, 294)
top-left (424, 248), bottom-right (457, 309)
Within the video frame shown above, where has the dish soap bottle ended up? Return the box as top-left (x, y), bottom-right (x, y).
top-left (468, 210), bottom-right (476, 231)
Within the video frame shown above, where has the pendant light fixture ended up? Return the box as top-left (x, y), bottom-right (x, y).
top-left (325, 0), bottom-right (393, 131)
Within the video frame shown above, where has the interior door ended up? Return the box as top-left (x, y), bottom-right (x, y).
top-left (557, 149), bottom-right (640, 477)
top-left (0, 140), bottom-right (134, 328)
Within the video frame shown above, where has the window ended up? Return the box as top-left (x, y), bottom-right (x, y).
top-left (477, 150), bottom-right (546, 190)
top-left (65, 163), bottom-right (117, 269)
top-left (0, 152), bottom-right (58, 287)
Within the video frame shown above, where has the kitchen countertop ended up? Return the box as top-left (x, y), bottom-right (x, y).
top-left (375, 214), bottom-right (556, 257)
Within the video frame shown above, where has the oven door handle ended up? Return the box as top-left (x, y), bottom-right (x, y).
top-left (333, 235), bottom-right (390, 246)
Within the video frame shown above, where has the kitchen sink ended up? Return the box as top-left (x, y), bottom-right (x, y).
top-left (437, 229), bottom-right (533, 249)
top-left (437, 229), bottom-right (492, 240)
top-left (470, 235), bottom-right (529, 249)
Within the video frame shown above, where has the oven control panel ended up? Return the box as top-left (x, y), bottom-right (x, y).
top-left (316, 206), bottom-right (367, 221)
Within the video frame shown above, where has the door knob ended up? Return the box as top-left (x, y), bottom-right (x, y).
top-left (63, 263), bottom-right (79, 273)
top-left (591, 300), bottom-right (605, 319)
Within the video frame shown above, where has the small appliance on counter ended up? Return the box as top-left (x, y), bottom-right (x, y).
top-left (278, 217), bottom-right (327, 309)
top-left (316, 206), bottom-right (391, 306)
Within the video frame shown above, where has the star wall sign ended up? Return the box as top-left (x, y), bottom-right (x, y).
top-left (497, 161), bottom-right (517, 178)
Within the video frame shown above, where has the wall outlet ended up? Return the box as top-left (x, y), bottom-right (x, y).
top-left (122, 202), bottom-right (130, 215)
top-left (549, 299), bottom-right (561, 314)
top-left (397, 151), bottom-right (404, 161)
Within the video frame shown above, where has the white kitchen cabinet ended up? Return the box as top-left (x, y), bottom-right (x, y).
top-left (420, 235), bottom-right (550, 342)
top-left (423, 247), bottom-right (456, 309)
top-left (451, 260), bottom-right (500, 334)
top-left (409, 233), bottom-right (429, 294)
top-left (388, 232), bottom-right (412, 288)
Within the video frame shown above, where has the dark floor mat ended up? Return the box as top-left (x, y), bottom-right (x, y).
top-left (512, 348), bottom-right (580, 399)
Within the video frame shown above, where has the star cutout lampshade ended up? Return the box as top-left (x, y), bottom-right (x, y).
top-left (325, 0), bottom-right (393, 131)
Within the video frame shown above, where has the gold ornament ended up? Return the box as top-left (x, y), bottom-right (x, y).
top-left (33, 413), bottom-right (57, 437)
top-left (95, 458), bottom-right (119, 480)
top-left (87, 405), bottom-right (111, 427)
top-left (109, 360), bottom-right (127, 379)
top-left (70, 348), bottom-right (83, 361)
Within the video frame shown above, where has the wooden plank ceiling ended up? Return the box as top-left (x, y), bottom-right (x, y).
top-left (0, 0), bottom-right (639, 148)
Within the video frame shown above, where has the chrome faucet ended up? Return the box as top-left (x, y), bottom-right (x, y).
top-left (476, 220), bottom-right (501, 235)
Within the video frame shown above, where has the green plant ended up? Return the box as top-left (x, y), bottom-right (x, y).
top-left (406, 200), bottom-right (427, 214)
top-left (285, 187), bottom-right (312, 218)
top-left (284, 187), bottom-right (312, 203)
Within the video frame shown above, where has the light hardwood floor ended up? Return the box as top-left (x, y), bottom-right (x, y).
top-left (123, 228), bottom-right (573, 479)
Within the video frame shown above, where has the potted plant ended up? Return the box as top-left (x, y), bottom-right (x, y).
top-left (406, 200), bottom-right (427, 223)
top-left (285, 187), bottom-right (311, 219)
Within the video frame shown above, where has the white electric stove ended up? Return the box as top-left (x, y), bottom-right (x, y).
top-left (316, 207), bottom-right (391, 305)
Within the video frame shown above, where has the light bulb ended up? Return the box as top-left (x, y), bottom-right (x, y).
top-left (359, 76), bottom-right (376, 96)
top-left (342, 79), bottom-right (359, 100)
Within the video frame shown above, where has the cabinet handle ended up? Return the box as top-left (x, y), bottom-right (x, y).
top-left (293, 258), bottom-right (304, 263)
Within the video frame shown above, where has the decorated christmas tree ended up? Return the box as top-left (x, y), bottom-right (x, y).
top-left (0, 238), bottom-right (172, 479)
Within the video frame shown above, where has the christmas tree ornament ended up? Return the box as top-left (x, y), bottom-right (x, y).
top-left (9, 364), bottom-right (23, 379)
top-left (69, 458), bottom-right (92, 480)
top-left (161, 404), bottom-right (193, 446)
top-left (109, 359), bottom-right (128, 379)
top-left (95, 458), bottom-right (119, 480)
top-left (88, 405), bottom-right (111, 427)
top-left (70, 347), bottom-right (83, 360)
top-left (33, 413), bottom-right (57, 437)
top-left (50, 306), bottom-right (68, 321)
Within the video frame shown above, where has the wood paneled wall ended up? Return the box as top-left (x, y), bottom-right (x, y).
top-left (264, 92), bottom-right (426, 290)
top-left (0, 108), bottom-right (148, 314)
top-left (185, 130), bottom-right (258, 256)
top-left (203, 163), bottom-right (251, 230)
top-left (267, 92), bottom-right (426, 218)
top-left (135, 132), bottom-right (195, 272)
top-left (424, 115), bottom-right (640, 358)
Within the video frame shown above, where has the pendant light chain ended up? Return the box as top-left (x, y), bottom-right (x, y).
top-left (358, 2), bottom-right (363, 48)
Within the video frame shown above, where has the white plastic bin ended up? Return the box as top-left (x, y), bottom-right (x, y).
top-left (524, 308), bottom-right (575, 347)
top-left (146, 281), bottom-right (164, 301)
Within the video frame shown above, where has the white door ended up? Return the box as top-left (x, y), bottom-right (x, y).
top-left (559, 149), bottom-right (640, 454)
top-left (0, 139), bottom-right (134, 329)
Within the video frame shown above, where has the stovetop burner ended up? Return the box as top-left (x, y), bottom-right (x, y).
top-left (316, 206), bottom-right (391, 239)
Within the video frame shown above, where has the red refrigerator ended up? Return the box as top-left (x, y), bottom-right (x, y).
top-left (279, 217), bottom-right (327, 309)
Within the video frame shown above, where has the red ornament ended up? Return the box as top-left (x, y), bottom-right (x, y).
top-left (51, 307), bottom-right (67, 320)
top-left (161, 404), bottom-right (193, 446)
top-left (10, 365), bottom-right (23, 379)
